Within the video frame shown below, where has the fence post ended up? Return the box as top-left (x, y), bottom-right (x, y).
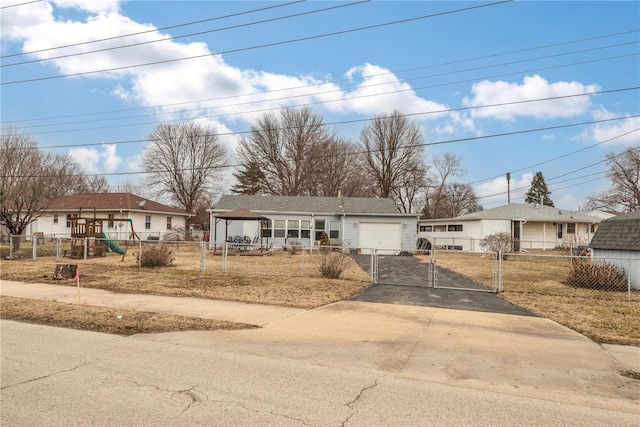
top-left (9, 235), bottom-right (14, 259)
top-left (223, 241), bottom-right (228, 273)
top-left (57, 237), bottom-right (62, 262)
top-left (83, 237), bottom-right (88, 262)
top-left (138, 238), bottom-right (142, 268)
top-left (370, 249), bottom-right (375, 284)
top-left (32, 234), bottom-right (37, 261)
top-left (497, 251), bottom-right (503, 293)
top-left (200, 240), bottom-right (205, 273)
top-left (628, 259), bottom-right (632, 302)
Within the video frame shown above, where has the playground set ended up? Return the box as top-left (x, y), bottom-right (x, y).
top-left (67, 209), bottom-right (139, 259)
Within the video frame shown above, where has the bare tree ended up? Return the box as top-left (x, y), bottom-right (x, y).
top-left (584, 146), bottom-right (640, 212)
top-left (112, 180), bottom-right (143, 195)
top-left (236, 107), bottom-right (342, 196)
top-left (359, 111), bottom-right (428, 211)
top-left (1, 127), bottom-right (85, 249)
top-left (421, 153), bottom-right (463, 218)
top-left (441, 182), bottom-right (482, 217)
top-left (81, 175), bottom-right (111, 193)
top-left (142, 122), bottom-right (228, 234)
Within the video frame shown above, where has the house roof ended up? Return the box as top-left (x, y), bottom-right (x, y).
top-left (421, 203), bottom-right (599, 223)
top-left (589, 211), bottom-right (640, 251)
top-left (45, 193), bottom-right (190, 216)
top-left (212, 195), bottom-right (414, 216)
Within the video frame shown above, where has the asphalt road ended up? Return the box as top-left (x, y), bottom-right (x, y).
top-left (2, 307), bottom-right (638, 426)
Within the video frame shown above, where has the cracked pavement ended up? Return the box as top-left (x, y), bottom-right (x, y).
top-left (2, 301), bottom-right (639, 426)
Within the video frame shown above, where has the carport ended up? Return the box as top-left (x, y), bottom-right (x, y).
top-left (212, 208), bottom-right (267, 253)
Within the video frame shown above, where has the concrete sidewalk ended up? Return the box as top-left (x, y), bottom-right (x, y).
top-left (2, 279), bottom-right (639, 415)
top-left (0, 280), bottom-right (304, 326)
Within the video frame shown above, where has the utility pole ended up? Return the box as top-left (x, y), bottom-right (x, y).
top-left (506, 172), bottom-right (511, 205)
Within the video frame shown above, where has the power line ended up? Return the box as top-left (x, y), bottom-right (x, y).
top-left (4, 90), bottom-right (638, 150)
top-left (469, 127), bottom-right (640, 186)
top-left (0, 0), bottom-right (306, 59)
top-left (1, 1), bottom-right (371, 68)
top-left (0, 0), bottom-right (40, 9)
top-left (6, 43), bottom-right (637, 134)
top-left (1, 0), bottom-right (513, 85)
top-left (2, 115), bottom-right (637, 178)
top-left (4, 28), bottom-right (636, 126)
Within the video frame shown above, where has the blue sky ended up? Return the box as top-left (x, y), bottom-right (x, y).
top-left (1, 0), bottom-right (639, 211)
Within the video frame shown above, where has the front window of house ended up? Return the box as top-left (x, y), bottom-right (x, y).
top-left (448, 224), bottom-right (463, 232)
top-left (166, 217), bottom-right (172, 230)
top-left (261, 219), bottom-right (272, 238)
top-left (301, 220), bottom-right (311, 238)
top-left (273, 220), bottom-right (286, 238)
top-left (287, 220), bottom-right (299, 238)
top-left (567, 223), bottom-right (576, 235)
top-left (329, 220), bottom-right (339, 239)
top-left (53, 214), bottom-right (58, 224)
top-left (145, 215), bottom-right (151, 230)
top-left (419, 225), bottom-right (432, 232)
top-left (315, 219), bottom-right (326, 240)
top-left (108, 213), bottom-right (114, 228)
top-left (557, 223), bottom-right (563, 239)
top-left (434, 225), bottom-right (446, 232)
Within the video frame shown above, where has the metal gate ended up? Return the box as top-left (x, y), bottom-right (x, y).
top-left (363, 249), bottom-right (498, 292)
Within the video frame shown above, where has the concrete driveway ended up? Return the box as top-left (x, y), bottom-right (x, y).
top-left (2, 280), bottom-right (639, 425)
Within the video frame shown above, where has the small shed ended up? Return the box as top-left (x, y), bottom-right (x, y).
top-left (589, 211), bottom-right (640, 290)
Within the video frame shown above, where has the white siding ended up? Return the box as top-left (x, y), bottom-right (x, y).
top-left (592, 249), bottom-right (640, 290)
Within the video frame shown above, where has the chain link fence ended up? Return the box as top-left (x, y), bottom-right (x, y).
top-left (1, 235), bottom-right (637, 301)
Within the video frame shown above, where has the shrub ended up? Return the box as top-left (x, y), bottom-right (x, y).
top-left (480, 232), bottom-right (516, 255)
top-left (565, 260), bottom-right (627, 291)
top-left (136, 245), bottom-right (175, 268)
top-left (319, 231), bottom-right (332, 253)
top-left (285, 239), bottom-right (302, 255)
top-left (315, 251), bottom-right (351, 279)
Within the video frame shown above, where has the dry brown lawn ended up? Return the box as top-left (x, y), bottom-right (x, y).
top-left (0, 245), bottom-right (371, 309)
top-left (435, 251), bottom-right (640, 346)
top-left (1, 295), bottom-right (255, 335)
top-left (1, 244), bottom-right (638, 345)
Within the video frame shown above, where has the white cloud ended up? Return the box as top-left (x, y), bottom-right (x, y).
top-left (68, 144), bottom-right (122, 173)
top-left (575, 106), bottom-right (640, 146)
top-left (333, 63), bottom-right (451, 118)
top-left (51, 0), bottom-right (120, 14)
top-left (3, 4), bottom-right (473, 144)
top-left (463, 75), bottom-right (599, 121)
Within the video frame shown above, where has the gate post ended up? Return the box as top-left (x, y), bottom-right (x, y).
top-left (497, 251), bottom-right (503, 293)
top-left (370, 249), bottom-right (377, 284)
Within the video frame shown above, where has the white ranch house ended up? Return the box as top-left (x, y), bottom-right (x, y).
top-left (209, 195), bottom-right (418, 253)
top-left (28, 193), bottom-right (191, 241)
top-left (418, 203), bottom-right (613, 252)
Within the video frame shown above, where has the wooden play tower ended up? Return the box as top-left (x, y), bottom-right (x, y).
top-left (69, 217), bottom-right (106, 258)
top-left (67, 208), bottom-right (139, 259)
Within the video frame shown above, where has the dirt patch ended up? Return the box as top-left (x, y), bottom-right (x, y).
top-left (0, 296), bottom-right (256, 336)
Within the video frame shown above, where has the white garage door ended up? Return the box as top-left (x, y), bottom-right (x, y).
top-left (359, 222), bottom-right (402, 254)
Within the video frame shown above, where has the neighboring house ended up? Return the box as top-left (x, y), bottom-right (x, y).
top-left (589, 211), bottom-right (640, 290)
top-left (418, 203), bottom-right (604, 252)
top-left (29, 193), bottom-right (191, 241)
top-left (209, 195), bottom-right (418, 253)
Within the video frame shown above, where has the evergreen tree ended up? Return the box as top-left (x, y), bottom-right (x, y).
top-left (525, 171), bottom-right (554, 206)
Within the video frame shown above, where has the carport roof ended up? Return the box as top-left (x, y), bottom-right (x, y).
top-left (212, 195), bottom-right (415, 216)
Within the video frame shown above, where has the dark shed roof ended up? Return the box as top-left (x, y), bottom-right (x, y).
top-left (589, 211), bottom-right (640, 251)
